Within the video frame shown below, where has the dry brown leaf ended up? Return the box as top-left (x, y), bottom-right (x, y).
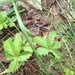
top-left (24, 61), bottom-right (37, 75)
top-left (22, 0), bottom-right (42, 10)
top-left (40, 18), bottom-right (50, 25)
top-left (0, 53), bottom-right (9, 63)
top-left (44, 0), bottom-right (55, 8)
top-left (51, 2), bottom-right (61, 15)
top-left (23, 20), bottom-right (31, 25)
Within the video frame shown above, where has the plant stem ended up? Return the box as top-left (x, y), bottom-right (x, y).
top-left (12, 1), bottom-right (50, 75)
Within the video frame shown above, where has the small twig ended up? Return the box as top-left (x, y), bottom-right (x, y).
top-left (7, 28), bottom-right (15, 36)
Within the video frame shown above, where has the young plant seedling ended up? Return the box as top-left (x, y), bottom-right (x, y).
top-left (0, 11), bottom-right (15, 30)
top-left (2, 33), bottom-right (33, 73)
top-left (34, 31), bottom-right (62, 59)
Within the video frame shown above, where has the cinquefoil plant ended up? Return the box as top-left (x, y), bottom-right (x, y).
top-left (34, 31), bottom-right (62, 59)
top-left (3, 33), bottom-right (33, 73)
top-left (0, 11), bottom-right (15, 30)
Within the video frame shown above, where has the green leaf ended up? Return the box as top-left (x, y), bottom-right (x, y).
top-left (13, 33), bottom-right (22, 55)
top-left (50, 49), bottom-right (62, 59)
top-left (9, 58), bottom-right (19, 73)
top-left (23, 46), bottom-right (33, 53)
top-left (7, 17), bottom-right (15, 27)
top-left (0, 11), bottom-right (15, 30)
top-left (18, 52), bottom-right (32, 62)
top-left (47, 31), bottom-right (57, 48)
top-left (3, 33), bottom-right (23, 60)
top-left (3, 38), bottom-right (15, 56)
top-left (37, 47), bottom-right (49, 55)
top-left (8, 21), bottom-right (15, 27)
top-left (4, 52), bottom-right (15, 60)
top-left (10, 16), bottom-right (17, 22)
top-left (23, 43), bottom-right (33, 53)
top-left (34, 36), bottom-right (48, 48)
top-left (0, 24), bottom-right (3, 30)
top-left (3, 23), bottom-right (8, 28)
top-left (51, 41), bottom-right (61, 50)
top-left (0, 11), bottom-right (7, 22)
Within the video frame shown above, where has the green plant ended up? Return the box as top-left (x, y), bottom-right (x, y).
top-left (0, 11), bottom-right (15, 30)
top-left (2, 33), bottom-right (33, 73)
top-left (62, 66), bottom-right (74, 75)
top-left (34, 31), bottom-right (62, 59)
